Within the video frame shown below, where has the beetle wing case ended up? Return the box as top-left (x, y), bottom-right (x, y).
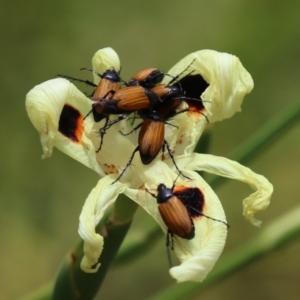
top-left (158, 196), bottom-right (195, 240)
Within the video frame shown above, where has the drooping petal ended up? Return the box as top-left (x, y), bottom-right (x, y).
top-left (164, 50), bottom-right (254, 124)
top-left (178, 153), bottom-right (273, 226)
top-left (169, 170), bottom-right (227, 282)
top-left (78, 175), bottom-right (128, 273)
top-left (125, 162), bottom-right (227, 282)
top-left (91, 47), bottom-right (121, 85)
top-left (25, 78), bottom-right (104, 176)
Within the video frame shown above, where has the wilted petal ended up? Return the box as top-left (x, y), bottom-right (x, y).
top-left (25, 78), bottom-right (104, 176)
top-left (79, 175), bottom-right (128, 273)
top-left (125, 163), bottom-right (227, 282)
top-left (91, 47), bottom-right (121, 85)
top-left (164, 50), bottom-right (254, 124)
top-left (178, 153), bottom-right (273, 226)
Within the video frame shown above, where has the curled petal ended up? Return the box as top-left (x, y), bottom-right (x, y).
top-left (178, 153), bottom-right (273, 226)
top-left (25, 78), bottom-right (104, 176)
top-left (170, 170), bottom-right (227, 282)
top-left (164, 50), bottom-right (254, 123)
top-left (125, 163), bottom-right (227, 282)
top-left (91, 47), bottom-right (121, 84)
top-left (78, 175), bottom-right (128, 273)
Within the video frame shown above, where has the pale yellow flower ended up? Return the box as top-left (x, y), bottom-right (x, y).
top-left (25, 47), bottom-right (273, 282)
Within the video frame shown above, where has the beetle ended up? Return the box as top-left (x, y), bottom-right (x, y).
top-left (154, 183), bottom-right (195, 241)
top-left (146, 181), bottom-right (229, 265)
top-left (58, 67), bottom-right (125, 122)
top-left (128, 68), bottom-right (165, 88)
top-left (97, 58), bottom-right (205, 152)
top-left (94, 85), bottom-right (164, 152)
top-left (111, 110), bottom-right (188, 183)
top-left (128, 58), bottom-right (197, 89)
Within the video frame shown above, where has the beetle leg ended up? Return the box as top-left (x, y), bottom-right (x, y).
top-left (95, 117), bottom-right (110, 153)
top-left (163, 140), bottom-right (191, 180)
top-left (111, 146), bottom-right (139, 184)
top-left (57, 74), bottom-right (97, 87)
top-left (102, 89), bottom-right (116, 99)
top-left (96, 115), bottom-right (128, 153)
top-left (188, 206), bottom-right (230, 228)
top-left (166, 230), bottom-right (174, 267)
top-left (119, 122), bottom-right (142, 136)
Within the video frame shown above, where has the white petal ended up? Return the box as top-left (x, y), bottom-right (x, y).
top-left (91, 47), bottom-right (121, 85)
top-left (164, 50), bottom-right (254, 123)
top-left (125, 163), bottom-right (227, 282)
top-left (170, 170), bottom-right (227, 282)
top-left (78, 175), bottom-right (128, 273)
top-left (25, 78), bottom-right (104, 176)
top-left (178, 153), bottom-right (273, 226)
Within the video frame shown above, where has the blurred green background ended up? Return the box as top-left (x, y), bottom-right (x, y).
top-left (1, 0), bottom-right (299, 299)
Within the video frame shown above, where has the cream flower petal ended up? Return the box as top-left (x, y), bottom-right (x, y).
top-left (170, 171), bottom-right (227, 282)
top-left (160, 50), bottom-right (253, 160)
top-left (163, 50), bottom-right (254, 124)
top-left (25, 78), bottom-right (104, 176)
top-left (91, 47), bottom-right (121, 85)
top-left (178, 153), bottom-right (273, 226)
top-left (78, 175), bottom-right (128, 273)
top-left (125, 163), bottom-right (227, 283)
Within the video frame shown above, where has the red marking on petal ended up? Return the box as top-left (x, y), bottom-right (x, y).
top-left (175, 74), bottom-right (209, 121)
top-left (173, 186), bottom-right (205, 219)
top-left (102, 163), bottom-right (118, 174)
top-left (58, 104), bottom-right (84, 143)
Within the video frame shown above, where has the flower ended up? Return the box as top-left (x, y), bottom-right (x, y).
top-left (25, 47), bottom-right (273, 282)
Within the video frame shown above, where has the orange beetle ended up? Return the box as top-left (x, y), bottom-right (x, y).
top-left (128, 68), bottom-right (165, 88)
top-left (147, 182), bottom-right (229, 264)
top-left (112, 110), bottom-right (186, 183)
top-left (155, 183), bottom-right (195, 240)
top-left (113, 86), bottom-right (161, 111)
top-left (58, 68), bottom-right (125, 122)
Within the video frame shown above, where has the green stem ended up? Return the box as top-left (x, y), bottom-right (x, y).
top-left (50, 195), bottom-right (138, 300)
top-left (146, 204), bottom-right (300, 300)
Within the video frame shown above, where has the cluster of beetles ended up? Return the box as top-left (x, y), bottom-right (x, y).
top-left (58, 62), bottom-right (228, 260)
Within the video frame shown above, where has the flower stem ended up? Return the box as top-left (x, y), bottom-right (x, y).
top-left (50, 194), bottom-right (138, 300)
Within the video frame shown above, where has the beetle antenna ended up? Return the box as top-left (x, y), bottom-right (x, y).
top-left (145, 188), bottom-right (157, 198)
top-left (188, 206), bottom-right (229, 228)
top-left (57, 74), bottom-right (97, 87)
top-left (167, 58), bottom-right (197, 86)
top-left (80, 67), bottom-right (104, 78)
top-left (118, 66), bottom-right (128, 86)
top-left (171, 173), bottom-right (181, 190)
